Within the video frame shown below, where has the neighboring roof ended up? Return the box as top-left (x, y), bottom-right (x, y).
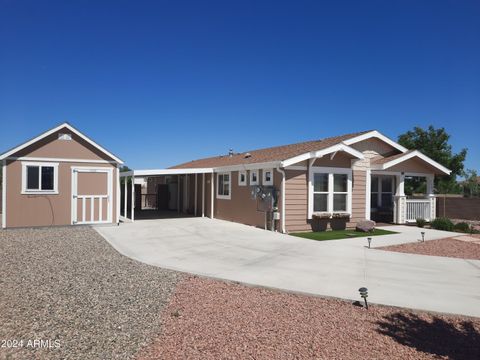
top-left (371, 150), bottom-right (451, 175)
top-left (171, 130), bottom-right (373, 169)
top-left (0, 122), bottom-right (124, 164)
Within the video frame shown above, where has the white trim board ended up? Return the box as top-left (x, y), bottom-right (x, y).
top-left (216, 172), bottom-right (232, 200)
top-left (308, 166), bottom-right (353, 219)
top-left (281, 143), bottom-right (364, 168)
top-left (7, 156), bottom-right (117, 164)
top-left (21, 161), bottom-right (59, 195)
top-left (0, 122), bottom-right (123, 164)
top-left (371, 150), bottom-right (451, 175)
top-left (343, 130), bottom-right (408, 153)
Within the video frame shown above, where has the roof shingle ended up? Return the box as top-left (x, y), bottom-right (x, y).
top-left (171, 130), bottom-right (373, 169)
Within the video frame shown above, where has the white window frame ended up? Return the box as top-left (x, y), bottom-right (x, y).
top-left (238, 170), bottom-right (247, 186)
top-left (250, 170), bottom-right (258, 185)
top-left (216, 172), bottom-right (231, 200)
top-left (262, 168), bottom-right (273, 186)
top-left (21, 161), bottom-right (59, 195)
top-left (308, 167), bottom-right (352, 219)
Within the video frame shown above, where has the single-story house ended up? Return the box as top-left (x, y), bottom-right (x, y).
top-left (119, 129), bottom-right (451, 233)
top-left (1, 124), bottom-right (450, 231)
top-left (1, 123), bottom-right (123, 228)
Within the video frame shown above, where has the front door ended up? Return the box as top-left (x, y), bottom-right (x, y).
top-left (371, 175), bottom-right (395, 223)
top-left (72, 167), bottom-right (113, 224)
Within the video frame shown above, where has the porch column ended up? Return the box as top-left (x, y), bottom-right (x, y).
top-left (131, 176), bottom-right (135, 222)
top-left (394, 173), bottom-right (406, 224)
top-left (202, 173), bottom-right (205, 217)
top-left (426, 174), bottom-right (436, 220)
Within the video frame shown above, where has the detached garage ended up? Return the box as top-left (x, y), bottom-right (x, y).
top-left (1, 123), bottom-right (123, 228)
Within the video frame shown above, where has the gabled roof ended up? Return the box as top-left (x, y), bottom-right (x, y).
top-left (0, 122), bottom-right (124, 164)
top-left (171, 130), bottom-right (372, 169)
top-left (371, 150), bottom-right (451, 175)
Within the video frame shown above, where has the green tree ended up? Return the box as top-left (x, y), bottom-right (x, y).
top-left (398, 126), bottom-right (467, 194)
top-left (119, 165), bottom-right (132, 185)
top-left (462, 169), bottom-right (479, 197)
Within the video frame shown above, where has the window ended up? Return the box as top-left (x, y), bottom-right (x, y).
top-left (238, 171), bottom-right (247, 186)
top-left (262, 169), bottom-right (273, 186)
top-left (310, 167), bottom-right (351, 217)
top-left (22, 162), bottom-right (59, 194)
top-left (250, 170), bottom-right (258, 185)
top-left (217, 172), bottom-right (231, 199)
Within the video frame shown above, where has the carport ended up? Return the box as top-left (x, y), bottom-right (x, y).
top-left (120, 168), bottom-right (213, 222)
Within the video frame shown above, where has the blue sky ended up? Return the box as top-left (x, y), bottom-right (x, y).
top-left (1, 0), bottom-right (479, 172)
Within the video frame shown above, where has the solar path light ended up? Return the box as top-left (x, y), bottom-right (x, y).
top-left (421, 231), bottom-right (425, 242)
top-left (367, 237), bottom-right (372, 248)
top-left (358, 287), bottom-right (369, 310)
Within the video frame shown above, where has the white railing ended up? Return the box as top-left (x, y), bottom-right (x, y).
top-left (76, 195), bottom-right (109, 224)
top-left (405, 199), bottom-right (432, 222)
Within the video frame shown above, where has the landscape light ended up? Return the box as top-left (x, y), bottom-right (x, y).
top-left (367, 237), bottom-right (372, 248)
top-left (358, 287), bottom-right (369, 310)
top-left (421, 231), bottom-right (425, 242)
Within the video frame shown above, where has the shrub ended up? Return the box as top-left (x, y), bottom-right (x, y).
top-left (416, 218), bottom-right (426, 228)
top-left (453, 222), bottom-right (471, 233)
top-left (431, 217), bottom-right (454, 232)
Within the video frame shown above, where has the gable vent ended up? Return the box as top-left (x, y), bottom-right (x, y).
top-left (58, 133), bottom-right (72, 140)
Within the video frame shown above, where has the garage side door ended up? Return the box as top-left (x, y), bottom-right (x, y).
top-left (72, 168), bottom-right (112, 224)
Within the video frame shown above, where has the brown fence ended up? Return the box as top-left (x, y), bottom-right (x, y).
top-left (436, 197), bottom-right (480, 220)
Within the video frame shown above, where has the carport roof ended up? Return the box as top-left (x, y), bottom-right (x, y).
top-left (120, 168), bottom-right (213, 177)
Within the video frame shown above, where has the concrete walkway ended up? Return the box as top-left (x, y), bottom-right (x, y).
top-left (95, 218), bottom-right (480, 317)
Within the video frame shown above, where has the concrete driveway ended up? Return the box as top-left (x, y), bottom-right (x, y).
top-left (95, 218), bottom-right (480, 317)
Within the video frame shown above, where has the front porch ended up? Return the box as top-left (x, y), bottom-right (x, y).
top-left (370, 172), bottom-right (436, 224)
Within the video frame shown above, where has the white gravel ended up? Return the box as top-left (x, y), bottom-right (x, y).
top-left (0, 226), bottom-right (182, 360)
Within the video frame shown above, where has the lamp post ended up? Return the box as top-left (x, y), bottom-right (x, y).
top-left (359, 287), bottom-right (369, 309)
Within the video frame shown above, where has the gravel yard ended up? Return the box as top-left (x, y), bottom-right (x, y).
top-left (378, 237), bottom-right (480, 260)
top-left (0, 226), bottom-right (182, 360)
top-left (136, 276), bottom-right (480, 360)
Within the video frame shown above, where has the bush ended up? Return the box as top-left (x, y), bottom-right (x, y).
top-left (416, 218), bottom-right (426, 228)
top-left (431, 217), bottom-right (454, 232)
top-left (453, 222), bottom-right (471, 233)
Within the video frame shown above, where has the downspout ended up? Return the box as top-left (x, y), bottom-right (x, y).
top-left (276, 167), bottom-right (286, 233)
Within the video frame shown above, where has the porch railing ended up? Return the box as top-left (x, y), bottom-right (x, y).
top-left (405, 199), bottom-right (432, 222)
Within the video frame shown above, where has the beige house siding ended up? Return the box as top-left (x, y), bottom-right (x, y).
top-left (350, 170), bottom-right (366, 226)
top-left (387, 157), bottom-right (441, 174)
top-left (284, 170), bottom-right (309, 232)
top-left (213, 170), bottom-right (281, 229)
top-left (284, 168), bottom-right (366, 232)
top-left (5, 160), bottom-right (117, 228)
top-left (4, 127), bottom-right (119, 228)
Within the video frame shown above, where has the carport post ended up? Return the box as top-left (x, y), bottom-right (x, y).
top-left (202, 173), bottom-right (205, 217)
top-left (124, 176), bottom-right (127, 219)
top-left (131, 175), bottom-right (135, 222)
top-left (194, 173), bottom-right (197, 216)
top-left (210, 173), bottom-right (214, 218)
top-left (177, 175), bottom-right (180, 213)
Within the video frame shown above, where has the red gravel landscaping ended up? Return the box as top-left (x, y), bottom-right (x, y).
top-left (378, 237), bottom-right (480, 260)
top-left (136, 276), bottom-right (480, 360)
